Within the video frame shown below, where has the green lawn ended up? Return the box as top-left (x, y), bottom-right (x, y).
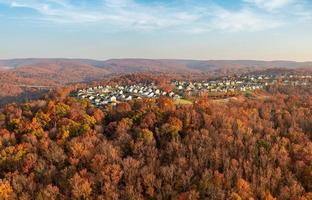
top-left (174, 99), bottom-right (193, 105)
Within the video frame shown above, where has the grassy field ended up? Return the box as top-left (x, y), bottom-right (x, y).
top-left (174, 98), bottom-right (193, 105)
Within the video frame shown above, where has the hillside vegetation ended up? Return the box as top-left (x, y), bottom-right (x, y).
top-left (1, 60), bottom-right (311, 105)
top-left (0, 85), bottom-right (311, 199)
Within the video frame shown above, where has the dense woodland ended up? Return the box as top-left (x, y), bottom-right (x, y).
top-left (0, 84), bottom-right (311, 200)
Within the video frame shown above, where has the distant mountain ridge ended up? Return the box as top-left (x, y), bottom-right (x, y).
top-left (1, 58), bottom-right (312, 71)
top-left (1, 58), bottom-right (311, 87)
top-left (0, 58), bottom-right (105, 69)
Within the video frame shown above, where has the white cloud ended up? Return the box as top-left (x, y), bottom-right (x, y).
top-left (211, 8), bottom-right (283, 31)
top-left (291, 1), bottom-right (312, 20)
top-left (0, 0), bottom-right (310, 33)
top-left (4, 0), bottom-right (202, 28)
top-left (244, 0), bottom-right (294, 11)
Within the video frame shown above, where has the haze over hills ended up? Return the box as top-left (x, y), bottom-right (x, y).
top-left (0, 58), bottom-right (312, 79)
top-left (1, 58), bottom-right (312, 85)
top-left (0, 58), bottom-right (311, 104)
top-left (1, 58), bottom-right (312, 71)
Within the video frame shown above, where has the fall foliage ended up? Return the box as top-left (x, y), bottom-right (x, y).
top-left (0, 84), bottom-right (311, 199)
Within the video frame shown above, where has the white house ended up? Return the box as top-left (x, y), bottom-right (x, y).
top-left (110, 96), bottom-right (117, 102)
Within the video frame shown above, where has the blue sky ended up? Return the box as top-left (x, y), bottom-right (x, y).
top-left (0, 0), bottom-right (311, 61)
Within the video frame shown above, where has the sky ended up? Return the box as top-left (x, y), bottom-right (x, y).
top-left (0, 0), bottom-right (312, 61)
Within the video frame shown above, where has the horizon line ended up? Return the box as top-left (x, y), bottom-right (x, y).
top-left (1, 57), bottom-right (312, 63)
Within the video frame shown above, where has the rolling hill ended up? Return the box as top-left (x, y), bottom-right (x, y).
top-left (0, 58), bottom-right (311, 104)
top-left (1, 58), bottom-right (312, 72)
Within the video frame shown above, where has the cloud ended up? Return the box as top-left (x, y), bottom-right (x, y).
top-left (8, 0), bottom-right (111, 23)
top-left (4, 0), bottom-right (202, 28)
top-left (244, 0), bottom-right (294, 11)
top-left (0, 0), bottom-right (311, 33)
top-left (211, 8), bottom-right (283, 31)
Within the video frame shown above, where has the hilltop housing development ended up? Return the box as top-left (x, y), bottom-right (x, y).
top-left (75, 74), bottom-right (312, 107)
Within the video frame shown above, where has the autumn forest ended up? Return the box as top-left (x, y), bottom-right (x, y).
top-left (0, 78), bottom-right (311, 200)
top-left (1, 0), bottom-right (312, 198)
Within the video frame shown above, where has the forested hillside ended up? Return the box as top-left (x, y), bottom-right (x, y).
top-left (1, 59), bottom-right (312, 105)
top-left (0, 85), bottom-right (311, 199)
